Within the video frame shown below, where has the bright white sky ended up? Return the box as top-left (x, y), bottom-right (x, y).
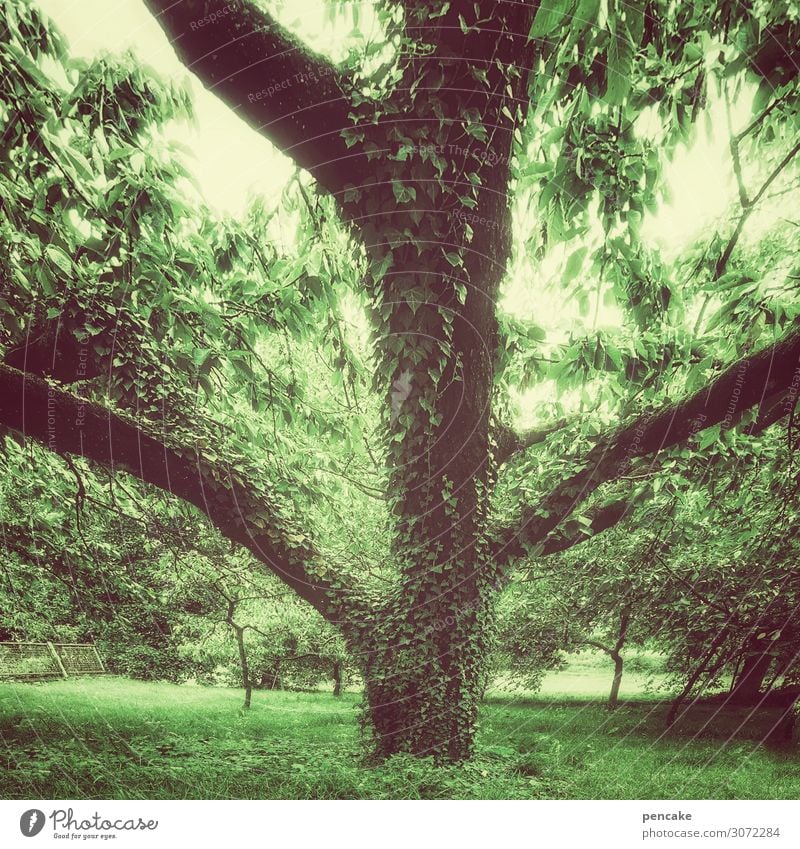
top-left (37, 0), bottom-right (385, 217)
top-left (38, 0), bottom-right (335, 216)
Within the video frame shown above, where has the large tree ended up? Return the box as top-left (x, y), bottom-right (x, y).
top-left (2, 0), bottom-right (800, 761)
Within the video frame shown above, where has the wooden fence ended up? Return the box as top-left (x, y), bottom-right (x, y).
top-left (0, 641), bottom-right (106, 679)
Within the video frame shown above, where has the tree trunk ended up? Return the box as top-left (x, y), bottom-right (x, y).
top-left (332, 661), bottom-right (342, 697)
top-left (341, 1), bottom-right (535, 763)
top-left (729, 644), bottom-right (773, 703)
top-left (259, 662), bottom-right (283, 691)
top-left (608, 653), bottom-right (624, 711)
top-left (363, 653), bottom-right (484, 762)
top-left (359, 575), bottom-right (497, 763)
top-left (606, 607), bottom-right (630, 711)
top-left (233, 625), bottom-right (251, 709)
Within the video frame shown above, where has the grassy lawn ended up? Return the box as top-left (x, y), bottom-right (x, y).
top-left (1, 672), bottom-right (797, 800)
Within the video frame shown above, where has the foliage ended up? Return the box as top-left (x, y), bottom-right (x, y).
top-left (0, 435), bottom-right (190, 679)
top-left (0, 434), bottom-right (347, 688)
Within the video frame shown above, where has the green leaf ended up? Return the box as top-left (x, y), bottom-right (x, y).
top-left (45, 245), bottom-right (73, 275)
top-left (465, 122), bottom-right (488, 142)
top-left (605, 25), bottom-right (634, 106)
top-left (563, 246), bottom-right (588, 284)
top-left (392, 182), bottom-right (416, 204)
top-left (529, 0), bottom-right (574, 38)
top-left (697, 424), bottom-right (721, 451)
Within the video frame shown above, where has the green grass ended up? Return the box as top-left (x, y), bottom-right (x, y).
top-left (498, 649), bottom-right (670, 700)
top-left (1, 672), bottom-right (797, 800)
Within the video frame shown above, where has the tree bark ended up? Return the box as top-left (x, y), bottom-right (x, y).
top-left (332, 660), bottom-right (342, 697)
top-left (142, 0), bottom-right (368, 195)
top-left (729, 642), bottom-right (773, 704)
top-left (608, 652), bottom-right (624, 711)
top-left (233, 624), bottom-right (251, 709)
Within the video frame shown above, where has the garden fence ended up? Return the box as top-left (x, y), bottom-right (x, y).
top-left (0, 641), bottom-right (106, 679)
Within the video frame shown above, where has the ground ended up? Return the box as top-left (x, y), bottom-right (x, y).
top-left (1, 657), bottom-right (797, 800)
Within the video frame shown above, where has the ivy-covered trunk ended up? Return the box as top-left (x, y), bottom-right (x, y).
top-left (339, 1), bottom-right (531, 762)
top-left (353, 242), bottom-right (504, 761)
top-left (361, 568), bottom-right (499, 761)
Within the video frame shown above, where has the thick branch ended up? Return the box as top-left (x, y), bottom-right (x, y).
top-left (747, 386), bottom-right (800, 436)
top-left (0, 364), bottom-right (347, 622)
top-left (538, 499), bottom-right (631, 556)
top-left (4, 325), bottom-right (104, 384)
top-left (142, 0), bottom-right (368, 195)
top-left (537, 382), bottom-right (800, 557)
top-left (494, 325), bottom-right (800, 564)
top-left (494, 418), bottom-right (568, 465)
